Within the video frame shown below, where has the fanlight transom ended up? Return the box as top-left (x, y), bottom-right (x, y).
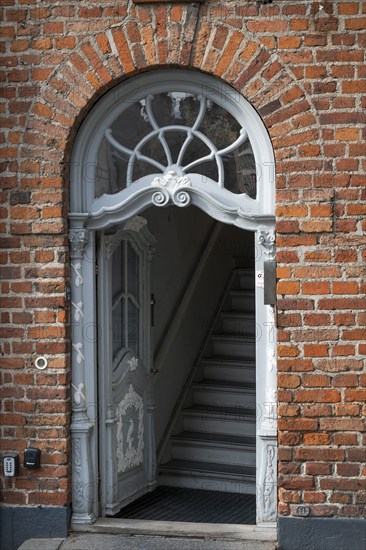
top-left (71, 71), bottom-right (275, 224)
top-left (96, 90), bottom-right (257, 200)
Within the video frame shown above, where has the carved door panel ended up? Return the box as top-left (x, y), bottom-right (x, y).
top-left (98, 218), bottom-right (157, 516)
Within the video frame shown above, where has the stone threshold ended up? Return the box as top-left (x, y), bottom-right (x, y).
top-left (72, 518), bottom-right (277, 542)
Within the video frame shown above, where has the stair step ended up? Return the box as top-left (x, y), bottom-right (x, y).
top-left (159, 459), bottom-right (256, 494)
top-left (172, 431), bottom-right (256, 446)
top-left (191, 379), bottom-right (256, 408)
top-left (211, 334), bottom-right (255, 358)
top-left (220, 311), bottom-right (256, 336)
top-left (160, 459), bottom-right (255, 478)
top-left (170, 431), bottom-right (256, 466)
top-left (236, 269), bottom-right (255, 291)
top-left (202, 357), bottom-right (255, 383)
top-left (182, 404), bottom-right (256, 436)
top-left (171, 438), bottom-right (255, 466)
top-left (228, 290), bottom-right (255, 311)
top-left (192, 379), bottom-right (256, 390)
top-left (202, 355), bottom-right (255, 367)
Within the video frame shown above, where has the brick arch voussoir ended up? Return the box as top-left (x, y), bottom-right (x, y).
top-left (26, 23), bottom-right (321, 192)
top-left (191, 19), bottom-right (322, 168)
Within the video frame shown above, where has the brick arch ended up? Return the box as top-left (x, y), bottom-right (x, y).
top-left (22, 6), bottom-right (321, 199)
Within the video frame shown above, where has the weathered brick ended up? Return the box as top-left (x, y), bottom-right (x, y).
top-left (1, 0), bottom-right (365, 525)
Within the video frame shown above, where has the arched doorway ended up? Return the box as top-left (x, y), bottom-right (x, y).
top-left (69, 69), bottom-right (276, 529)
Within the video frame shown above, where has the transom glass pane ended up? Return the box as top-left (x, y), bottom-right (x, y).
top-left (95, 90), bottom-right (257, 199)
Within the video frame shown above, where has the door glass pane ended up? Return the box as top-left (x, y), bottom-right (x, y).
top-left (127, 300), bottom-right (139, 354)
top-left (112, 298), bottom-right (125, 358)
top-left (111, 239), bottom-right (140, 357)
top-left (127, 242), bottom-right (139, 301)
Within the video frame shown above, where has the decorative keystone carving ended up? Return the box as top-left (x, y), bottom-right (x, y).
top-left (151, 171), bottom-right (192, 208)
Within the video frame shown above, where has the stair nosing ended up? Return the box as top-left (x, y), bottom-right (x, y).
top-left (171, 432), bottom-right (256, 448)
top-left (220, 311), bottom-right (255, 318)
top-left (159, 459), bottom-right (256, 479)
top-left (191, 380), bottom-right (256, 393)
top-left (202, 356), bottom-right (255, 366)
top-left (182, 403), bottom-right (257, 421)
top-left (211, 334), bottom-right (256, 342)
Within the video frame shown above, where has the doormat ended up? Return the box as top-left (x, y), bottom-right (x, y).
top-left (115, 486), bottom-right (256, 524)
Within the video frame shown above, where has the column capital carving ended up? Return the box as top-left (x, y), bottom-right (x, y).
top-left (257, 229), bottom-right (275, 261)
top-left (69, 229), bottom-right (88, 259)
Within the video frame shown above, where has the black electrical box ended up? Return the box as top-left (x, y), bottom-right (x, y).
top-left (24, 448), bottom-right (41, 469)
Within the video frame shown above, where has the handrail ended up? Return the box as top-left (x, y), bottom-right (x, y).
top-left (153, 221), bottom-right (222, 377)
top-left (157, 267), bottom-right (238, 463)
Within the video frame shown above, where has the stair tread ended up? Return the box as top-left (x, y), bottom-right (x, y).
top-left (183, 403), bottom-right (256, 418)
top-left (221, 311), bottom-right (255, 318)
top-left (202, 356), bottom-right (255, 366)
top-left (160, 459), bottom-right (256, 478)
top-left (192, 379), bottom-right (255, 391)
top-left (211, 333), bottom-right (256, 342)
top-left (171, 431), bottom-right (255, 447)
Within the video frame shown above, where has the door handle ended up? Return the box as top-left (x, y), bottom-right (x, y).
top-left (151, 369), bottom-right (160, 375)
top-left (150, 293), bottom-right (155, 327)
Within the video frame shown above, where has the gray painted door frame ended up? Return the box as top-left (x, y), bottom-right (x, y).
top-left (68, 69), bottom-right (277, 528)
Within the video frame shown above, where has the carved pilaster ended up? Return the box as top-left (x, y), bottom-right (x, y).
top-left (257, 434), bottom-right (277, 524)
top-left (256, 226), bottom-right (277, 524)
top-left (69, 228), bottom-right (95, 523)
top-left (71, 424), bottom-right (96, 524)
top-left (260, 304), bottom-right (277, 434)
top-left (68, 229), bottom-right (89, 414)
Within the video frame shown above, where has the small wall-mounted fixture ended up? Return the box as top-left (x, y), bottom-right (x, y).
top-left (34, 356), bottom-right (48, 370)
top-left (296, 505), bottom-right (310, 517)
top-left (3, 454), bottom-right (19, 477)
top-left (264, 261), bottom-right (277, 305)
top-left (24, 448), bottom-right (41, 469)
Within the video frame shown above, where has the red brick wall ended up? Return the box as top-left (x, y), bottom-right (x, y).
top-left (1, 0), bottom-right (365, 518)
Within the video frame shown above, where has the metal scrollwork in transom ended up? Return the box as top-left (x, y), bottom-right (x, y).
top-left (105, 93), bottom-right (248, 190)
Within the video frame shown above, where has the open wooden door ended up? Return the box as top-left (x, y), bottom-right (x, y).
top-left (98, 217), bottom-right (157, 516)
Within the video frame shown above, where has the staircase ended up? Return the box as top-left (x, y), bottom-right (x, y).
top-left (159, 269), bottom-right (256, 495)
